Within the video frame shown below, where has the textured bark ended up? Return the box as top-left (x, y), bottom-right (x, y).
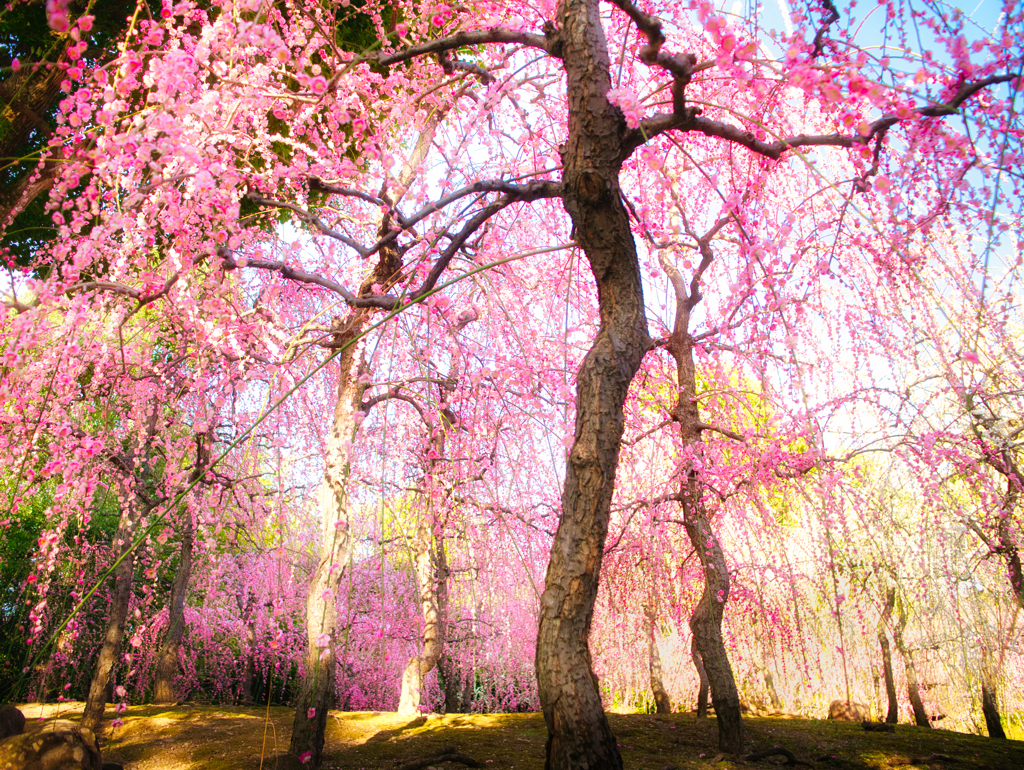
top-left (288, 314), bottom-right (365, 768)
top-left (398, 520), bottom-right (445, 715)
top-left (534, 3), bottom-right (649, 768)
top-left (691, 636), bottom-right (709, 718)
top-left (153, 434), bottom-right (208, 704)
top-left (981, 682), bottom-right (1006, 739)
top-left (644, 606), bottom-right (672, 714)
top-left (81, 506), bottom-right (138, 731)
top-left (878, 588), bottom-right (899, 724)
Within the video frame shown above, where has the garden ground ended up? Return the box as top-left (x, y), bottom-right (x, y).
top-left (14, 702), bottom-right (1024, 770)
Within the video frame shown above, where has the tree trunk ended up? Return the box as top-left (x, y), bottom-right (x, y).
top-left (891, 606), bottom-right (929, 729)
top-left (153, 433), bottom-right (207, 704)
top-left (878, 588), bottom-right (898, 723)
top-left (398, 520), bottom-right (445, 715)
top-left (691, 636), bottom-right (709, 718)
top-left (645, 606), bottom-right (672, 714)
top-left (534, 2), bottom-right (649, 768)
top-left (659, 235), bottom-right (743, 752)
top-left (981, 682), bottom-right (1006, 739)
top-left (686, 514), bottom-right (743, 752)
top-left (81, 507), bottom-right (138, 731)
top-left (152, 520), bottom-right (191, 704)
top-left (764, 671), bottom-right (782, 712)
top-left (234, 567), bottom-right (257, 705)
top-left (438, 652), bottom-right (463, 713)
top-left (288, 314), bottom-right (365, 768)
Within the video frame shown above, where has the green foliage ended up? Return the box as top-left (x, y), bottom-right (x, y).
top-left (0, 480), bottom-right (51, 697)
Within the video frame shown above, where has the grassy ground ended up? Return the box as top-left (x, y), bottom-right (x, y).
top-left (15, 702), bottom-right (1024, 770)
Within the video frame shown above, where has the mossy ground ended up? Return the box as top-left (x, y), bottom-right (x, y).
top-left (16, 702), bottom-right (1024, 769)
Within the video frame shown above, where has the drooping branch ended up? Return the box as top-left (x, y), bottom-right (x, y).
top-left (627, 73), bottom-right (1017, 159)
top-left (244, 191), bottom-right (370, 256)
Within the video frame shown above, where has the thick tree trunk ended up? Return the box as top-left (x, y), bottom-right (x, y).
top-left (691, 636), bottom-right (709, 718)
top-left (981, 682), bottom-right (1006, 739)
top-left (82, 507), bottom-right (138, 731)
top-left (645, 606), bottom-right (672, 714)
top-left (398, 520), bottom-right (445, 715)
top-left (878, 588), bottom-right (898, 723)
top-left (534, 2), bottom-right (649, 768)
top-left (288, 315), bottom-right (365, 768)
top-left (153, 434), bottom-right (206, 704)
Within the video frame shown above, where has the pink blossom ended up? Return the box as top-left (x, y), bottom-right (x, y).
top-left (307, 708), bottom-right (316, 719)
top-left (962, 350), bottom-right (980, 364)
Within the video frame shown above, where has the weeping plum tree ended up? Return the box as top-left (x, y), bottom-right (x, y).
top-left (3, 0), bottom-right (1023, 766)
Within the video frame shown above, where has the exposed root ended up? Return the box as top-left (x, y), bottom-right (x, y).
top-left (397, 752), bottom-right (482, 770)
top-left (746, 746), bottom-right (814, 767)
top-left (863, 721), bottom-right (896, 733)
top-left (891, 755), bottom-right (958, 766)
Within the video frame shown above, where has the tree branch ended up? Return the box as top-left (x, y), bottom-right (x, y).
top-left (374, 28), bottom-right (554, 68)
top-left (244, 191), bottom-right (370, 257)
top-left (627, 73), bottom-right (1017, 159)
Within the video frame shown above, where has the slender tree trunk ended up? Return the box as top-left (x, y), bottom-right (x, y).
top-left (534, 3), bottom-right (649, 768)
top-left (645, 606), bottom-right (672, 714)
top-left (891, 605), bottom-right (929, 728)
top-left (153, 433), bottom-right (207, 704)
top-left (288, 314), bottom-right (365, 768)
top-left (398, 520), bottom-right (445, 715)
top-left (878, 587), bottom-right (898, 723)
top-left (685, 513), bottom-right (743, 751)
top-left (658, 235), bottom-right (743, 752)
top-left (691, 636), bottom-right (709, 717)
top-left (438, 652), bottom-right (462, 713)
top-left (82, 506), bottom-right (138, 731)
top-left (234, 567), bottom-right (257, 705)
top-left (764, 671), bottom-right (782, 712)
top-left (152, 520), bottom-right (191, 704)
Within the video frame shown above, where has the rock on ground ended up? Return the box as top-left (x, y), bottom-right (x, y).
top-left (828, 700), bottom-right (871, 722)
top-left (0, 719), bottom-right (101, 770)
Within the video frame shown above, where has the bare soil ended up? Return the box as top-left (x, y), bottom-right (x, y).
top-left (14, 702), bottom-right (1024, 770)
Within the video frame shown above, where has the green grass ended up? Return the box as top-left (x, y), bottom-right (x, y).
top-left (17, 702), bottom-right (1024, 769)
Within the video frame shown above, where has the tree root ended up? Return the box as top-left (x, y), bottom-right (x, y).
top-left (862, 721), bottom-right (896, 733)
top-left (891, 755), bottom-right (957, 766)
top-left (397, 752), bottom-right (483, 770)
top-left (746, 746), bottom-right (814, 767)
